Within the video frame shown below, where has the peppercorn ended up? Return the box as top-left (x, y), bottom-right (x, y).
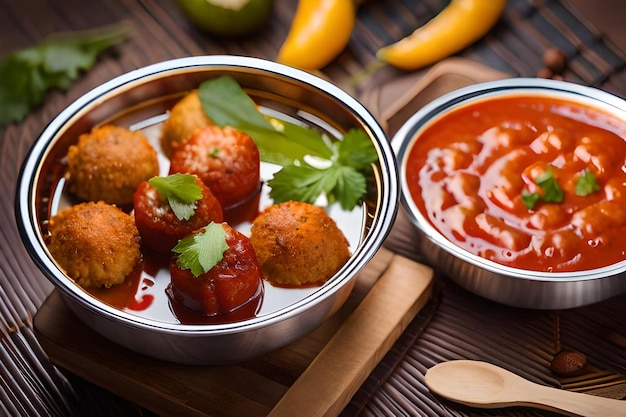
top-left (542, 48), bottom-right (568, 74)
top-left (551, 350), bottom-right (587, 376)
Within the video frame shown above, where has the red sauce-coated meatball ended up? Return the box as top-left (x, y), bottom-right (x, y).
top-left (133, 175), bottom-right (223, 254)
top-left (169, 223), bottom-right (263, 317)
top-left (169, 125), bottom-right (261, 209)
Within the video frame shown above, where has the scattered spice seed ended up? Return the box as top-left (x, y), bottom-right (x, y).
top-left (551, 350), bottom-right (587, 376)
top-left (543, 47), bottom-right (568, 74)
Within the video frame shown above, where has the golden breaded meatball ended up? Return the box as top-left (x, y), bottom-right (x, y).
top-left (159, 90), bottom-right (213, 157)
top-left (47, 201), bottom-right (141, 288)
top-left (249, 201), bottom-right (351, 287)
top-left (66, 125), bottom-right (159, 206)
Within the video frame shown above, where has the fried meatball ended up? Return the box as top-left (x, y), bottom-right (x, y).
top-left (66, 124), bottom-right (159, 206)
top-left (249, 201), bottom-right (351, 287)
top-left (47, 201), bottom-right (141, 289)
top-left (169, 125), bottom-right (261, 208)
top-left (159, 90), bottom-right (213, 157)
top-left (169, 223), bottom-right (263, 317)
top-left (133, 174), bottom-right (224, 254)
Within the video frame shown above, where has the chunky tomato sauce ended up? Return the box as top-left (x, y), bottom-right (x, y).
top-left (405, 95), bottom-right (626, 272)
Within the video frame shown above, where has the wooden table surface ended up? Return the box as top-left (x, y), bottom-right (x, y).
top-left (1, 1), bottom-right (625, 416)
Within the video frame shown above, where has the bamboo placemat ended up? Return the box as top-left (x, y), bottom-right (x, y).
top-left (0, 0), bottom-right (624, 416)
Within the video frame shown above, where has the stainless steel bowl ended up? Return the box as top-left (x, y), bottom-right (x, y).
top-left (393, 78), bottom-right (626, 310)
top-left (16, 56), bottom-right (399, 365)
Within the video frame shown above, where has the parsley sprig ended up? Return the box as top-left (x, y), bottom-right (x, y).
top-left (268, 129), bottom-right (377, 209)
top-left (148, 173), bottom-right (202, 221)
top-left (522, 166), bottom-right (602, 210)
top-left (198, 76), bottom-right (329, 166)
top-left (0, 22), bottom-right (130, 127)
top-left (172, 223), bottom-right (229, 277)
top-left (198, 76), bottom-right (378, 210)
top-left (575, 168), bottom-right (601, 196)
top-left (522, 166), bottom-right (563, 210)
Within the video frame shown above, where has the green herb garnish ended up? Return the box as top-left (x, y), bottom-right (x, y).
top-left (172, 223), bottom-right (229, 277)
top-left (521, 190), bottom-right (541, 210)
top-left (198, 76), bottom-right (377, 210)
top-left (575, 169), bottom-right (601, 196)
top-left (535, 167), bottom-right (564, 203)
top-left (198, 75), bottom-right (326, 166)
top-left (268, 128), bottom-right (376, 210)
top-left (522, 166), bottom-right (564, 210)
top-left (0, 22), bottom-right (130, 127)
top-left (149, 173), bottom-right (203, 221)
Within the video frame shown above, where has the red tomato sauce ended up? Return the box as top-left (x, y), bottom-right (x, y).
top-left (405, 95), bottom-right (626, 272)
top-left (84, 247), bottom-right (264, 325)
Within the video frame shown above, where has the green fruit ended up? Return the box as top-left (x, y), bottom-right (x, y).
top-left (177, 0), bottom-right (274, 37)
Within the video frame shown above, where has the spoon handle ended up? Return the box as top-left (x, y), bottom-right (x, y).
top-left (529, 383), bottom-right (626, 417)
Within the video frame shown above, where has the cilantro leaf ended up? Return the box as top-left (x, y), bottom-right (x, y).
top-left (521, 190), bottom-right (540, 210)
top-left (0, 56), bottom-right (34, 124)
top-left (270, 117), bottom-right (334, 159)
top-left (148, 173), bottom-right (202, 221)
top-left (334, 166), bottom-right (367, 209)
top-left (267, 128), bottom-right (374, 210)
top-left (172, 223), bottom-right (229, 277)
top-left (268, 164), bottom-right (335, 204)
top-left (198, 75), bottom-right (274, 132)
top-left (336, 129), bottom-right (378, 170)
top-left (198, 76), bottom-right (326, 166)
top-left (521, 166), bottom-right (564, 210)
top-left (575, 169), bottom-right (601, 196)
top-left (0, 22), bottom-right (130, 127)
top-left (268, 162), bottom-right (367, 211)
top-left (535, 167), bottom-right (563, 203)
top-left (198, 76), bottom-right (378, 211)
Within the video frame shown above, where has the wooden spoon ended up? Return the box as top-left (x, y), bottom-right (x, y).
top-left (425, 360), bottom-right (626, 417)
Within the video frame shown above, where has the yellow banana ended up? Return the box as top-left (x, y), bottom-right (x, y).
top-left (377, 0), bottom-right (507, 71)
top-left (276, 0), bottom-right (356, 70)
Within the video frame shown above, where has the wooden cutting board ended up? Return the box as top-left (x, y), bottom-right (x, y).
top-left (34, 247), bottom-right (434, 417)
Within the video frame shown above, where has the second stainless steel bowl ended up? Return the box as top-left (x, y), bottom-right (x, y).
top-left (394, 78), bottom-right (626, 310)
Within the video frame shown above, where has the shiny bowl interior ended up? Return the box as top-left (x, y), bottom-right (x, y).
top-left (16, 56), bottom-right (399, 364)
top-left (393, 78), bottom-right (626, 310)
